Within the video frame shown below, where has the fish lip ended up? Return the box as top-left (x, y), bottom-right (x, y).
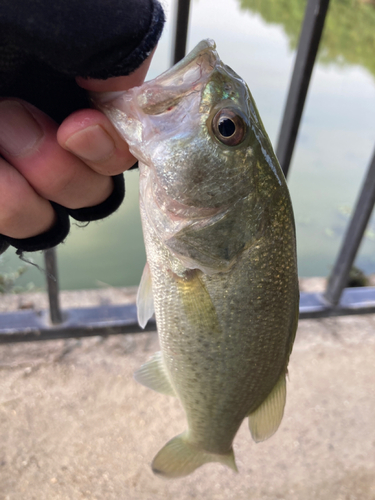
top-left (90, 89), bottom-right (126, 105)
top-left (155, 185), bottom-right (227, 221)
top-left (144, 168), bottom-right (228, 222)
top-left (149, 39), bottom-right (218, 84)
top-left (90, 39), bottom-right (218, 109)
top-left (134, 39), bottom-right (219, 115)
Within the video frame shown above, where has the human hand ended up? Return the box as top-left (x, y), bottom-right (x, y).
top-left (0, 51), bottom-right (154, 241)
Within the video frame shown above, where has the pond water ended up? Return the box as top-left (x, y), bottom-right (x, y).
top-left (1, 0), bottom-right (375, 292)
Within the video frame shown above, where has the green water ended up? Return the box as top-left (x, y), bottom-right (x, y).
top-left (1, 0), bottom-right (375, 291)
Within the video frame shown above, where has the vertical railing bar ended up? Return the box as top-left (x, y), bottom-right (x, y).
top-left (172, 0), bottom-right (191, 65)
top-left (324, 147), bottom-right (375, 306)
top-left (275, 0), bottom-right (330, 178)
top-left (44, 248), bottom-right (63, 324)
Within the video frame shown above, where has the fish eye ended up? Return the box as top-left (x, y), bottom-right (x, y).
top-left (212, 108), bottom-right (246, 146)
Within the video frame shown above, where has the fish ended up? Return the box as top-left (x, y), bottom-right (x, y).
top-left (93, 39), bottom-right (299, 479)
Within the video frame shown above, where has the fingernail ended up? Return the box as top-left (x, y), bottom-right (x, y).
top-left (0, 100), bottom-right (43, 156)
top-left (64, 124), bottom-right (115, 162)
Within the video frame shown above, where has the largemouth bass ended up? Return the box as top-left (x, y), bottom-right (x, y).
top-left (93, 39), bottom-right (299, 479)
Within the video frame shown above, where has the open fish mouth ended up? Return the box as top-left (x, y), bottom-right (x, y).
top-left (135, 39), bottom-right (218, 115)
top-left (91, 39), bottom-right (218, 112)
top-left (89, 40), bottom-right (220, 164)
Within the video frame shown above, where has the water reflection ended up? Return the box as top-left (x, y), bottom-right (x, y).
top-left (238, 0), bottom-right (375, 79)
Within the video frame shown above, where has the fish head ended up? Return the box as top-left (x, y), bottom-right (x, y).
top-left (93, 39), bottom-right (284, 212)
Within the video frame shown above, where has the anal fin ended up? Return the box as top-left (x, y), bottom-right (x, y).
top-left (134, 351), bottom-right (176, 397)
top-left (248, 372), bottom-right (287, 443)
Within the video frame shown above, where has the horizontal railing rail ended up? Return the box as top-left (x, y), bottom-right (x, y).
top-left (1, 0), bottom-right (374, 343)
top-left (1, 287), bottom-right (375, 343)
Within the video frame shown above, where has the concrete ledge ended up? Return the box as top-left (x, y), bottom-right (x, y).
top-left (0, 285), bottom-right (374, 498)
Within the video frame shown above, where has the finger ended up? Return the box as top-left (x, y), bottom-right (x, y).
top-left (0, 156), bottom-right (56, 239)
top-left (57, 109), bottom-right (136, 176)
top-left (0, 99), bottom-right (113, 210)
top-left (58, 49), bottom-right (156, 176)
top-left (75, 47), bottom-right (155, 92)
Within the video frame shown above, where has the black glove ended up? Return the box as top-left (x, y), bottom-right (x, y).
top-left (0, 0), bottom-right (165, 122)
top-left (0, 0), bottom-right (165, 255)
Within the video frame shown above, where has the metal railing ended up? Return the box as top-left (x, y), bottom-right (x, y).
top-left (1, 0), bottom-right (375, 343)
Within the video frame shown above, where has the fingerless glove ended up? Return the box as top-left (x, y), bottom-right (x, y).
top-left (0, 0), bottom-right (165, 254)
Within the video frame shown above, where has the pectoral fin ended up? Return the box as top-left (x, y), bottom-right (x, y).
top-left (134, 351), bottom-right (176, 397)
top-left (137, 262), bottom-right (154, 328)
top-left (248, 373), bottom-right (287, 443)
top-left (173, 269), bottom-right (221, 335)
top-left (152, 432), bottom-right (238, 479)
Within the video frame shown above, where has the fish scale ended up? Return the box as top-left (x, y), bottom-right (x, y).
top-left (93, 39), bottom-right (299, 479)
top-left (141, 200), bottom-right (296, 454)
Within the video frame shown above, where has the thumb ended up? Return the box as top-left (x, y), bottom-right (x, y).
top-left (57, 49), bottom-right (156, 175)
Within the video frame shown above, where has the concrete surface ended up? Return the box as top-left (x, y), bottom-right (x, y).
top-left (0, 286), bottom-right (375, 500)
